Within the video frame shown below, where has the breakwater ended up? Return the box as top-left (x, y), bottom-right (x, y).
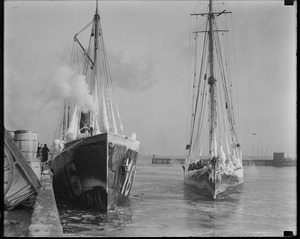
top-left (242, 159), bottom-right (296, 167)
top-left (152, 156), bottom-right (186, 164)
top-left (152, 155), bottom-right (296, 167)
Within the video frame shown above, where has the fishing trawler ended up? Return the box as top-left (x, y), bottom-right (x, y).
top-left (49, 1), bottom-right (139, 211)
top-left (183, 0), bottom-right (243, 199)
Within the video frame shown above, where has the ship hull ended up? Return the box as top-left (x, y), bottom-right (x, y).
top-left (184, 166), bottom-right (243, 199)
top-left (50, 133), bottom-right (139, 211)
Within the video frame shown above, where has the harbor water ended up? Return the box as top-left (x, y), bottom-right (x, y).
top-left (56, 156), bottom-right (297, 237)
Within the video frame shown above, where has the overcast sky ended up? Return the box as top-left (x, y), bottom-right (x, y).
top-left (4, 0), bottom-right (297, 158)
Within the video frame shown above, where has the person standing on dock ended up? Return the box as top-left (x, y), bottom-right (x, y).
top-left (41, 144), bottom-right (50, 163)
top-left (37, 142), bottom-right (42, 158)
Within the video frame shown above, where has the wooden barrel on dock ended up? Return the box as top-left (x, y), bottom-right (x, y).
top-left (13, 130), bottom-right (38, 161)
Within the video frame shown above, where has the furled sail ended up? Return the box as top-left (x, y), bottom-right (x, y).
top-left (66, 104), bottom-right (79, 142)
top-left (53, 3), bottom-right (125, 143)
top-left (100, 88), bottom-right (109, 133)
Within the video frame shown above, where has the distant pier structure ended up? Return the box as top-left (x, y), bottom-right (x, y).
top-left (152, 153), bottom-right (296, 166)
top-left (242, 152), bottom-right (296, 167)
top-left (152, 155), bottom-right (186, 164)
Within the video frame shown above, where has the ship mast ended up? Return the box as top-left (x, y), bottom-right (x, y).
top-left (207, 0), bottom-right (217, 158)
top-left (189, 0), bottom-right (231, 158)
top-left (79, 0), bottom-right (100, 134)
top-left (93, 0), bottom-right (100, 94)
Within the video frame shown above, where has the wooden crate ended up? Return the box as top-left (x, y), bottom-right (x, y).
top-left (3, 126), bottom-right (41, 210)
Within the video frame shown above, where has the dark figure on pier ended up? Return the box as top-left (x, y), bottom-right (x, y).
top-left (37, 143), bottom-right (42, 158)
top-left (41, 144), bottom-right (50, 163)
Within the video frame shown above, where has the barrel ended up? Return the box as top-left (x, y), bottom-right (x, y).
top-left (13, 130), bottom-right (38, 162)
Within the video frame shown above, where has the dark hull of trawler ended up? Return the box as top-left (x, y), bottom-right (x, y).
top-left (184, 166), bottom-right (243, 199)
top-left (50, 133), bottom-right (139, 211)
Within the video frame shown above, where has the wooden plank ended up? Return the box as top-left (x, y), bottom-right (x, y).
top-left (4, 126), bottom-right (41, 192)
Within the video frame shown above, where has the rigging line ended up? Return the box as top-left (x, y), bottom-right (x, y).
top-left (70, 42), bottom-right (77, 70)
top-left (98, 30), bottom-right (118, 134)
top-left (189, 32), bottom-right (199, 147)
top-left (192, 60), bottom-right (209, 155)
top-left (51, 138), bottom-right (85, 161)
top-left (193, 80), bottom-right (208, 155)
top-left (104, 37), bottom-right (123, 133)
top-left (100, 26), bottom-right (120, 133)
top-left (75, 43), bottom-right (81, 74)
top-left (91, 20), bottom-right (98, 95)
top-left (189, 18), bottom-right (209, 150)
top-left (185, 14), bottom-right (193, 152)
top-left (62, 100), bottom-right (69, 139)
top-left (214, 25), bottom-right (228, 105)
top-left (71, 42), bottom-right (76, 70)
top-left (194, 61), bottom-right (209, 153)
top-left (100, 42), bottom-right (114, 132)
top-left (63, 100), bottom-right (69, 139)
top-left (70, 41), bottom-right (76, 67)
top-left (84, 36), bottom-right (94, 76)
top-left (76, 20), bottom-right (94, 36)
top-left (222, 16), bottom-right (231, 92)
top-left (65, 100), bottom-right (70, 135)
top-left (216, 71), bottom-right (227, 142)
top-left (99, 27), bottom-right (110, 88)
top-left (203, 121), bottom-right (209, 159)
top-left (194, 110), bottom-right (209, 159)
top-left (98, 32), bottom-right (108, 83)
top-left (192, 51), bottom-right (204, 139)
top-left (54, 107), bottom-right (63, 140)
top-left (62, 102), bottom-right (67, 139)
top-left (214, 25), bottom-right (236, 141)
top-left (188, 15), bottom-right (199, 153)
top-left (217, 12), bottom-right (237, 143)
top-left (230, 13), bottom-right (241, 144)
top-left (216, 85), bottom-right (223, 144)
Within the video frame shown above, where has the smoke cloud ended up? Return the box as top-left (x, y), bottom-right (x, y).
top-left (48, 66), bottom-right (96, 113)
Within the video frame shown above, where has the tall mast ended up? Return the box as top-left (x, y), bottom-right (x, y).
top-left (207, 0), bottom-right (217, 158)
top-left (188, 0), bottom-right (231, 157)
top-left (93, 0), bottom-right (100, 94)
top-left (79, 1), bottom-right (100, 134)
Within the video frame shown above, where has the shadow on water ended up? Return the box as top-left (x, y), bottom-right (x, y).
top-left (182, 182), bottom-right (244, 231)
top-left (55, 196), bottom-right (133, 235)
top-left (183, 182), bottom-right (243, 203)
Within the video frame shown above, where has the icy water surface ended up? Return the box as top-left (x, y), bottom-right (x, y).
top-left (55, 156), bottom-right (297, 237)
